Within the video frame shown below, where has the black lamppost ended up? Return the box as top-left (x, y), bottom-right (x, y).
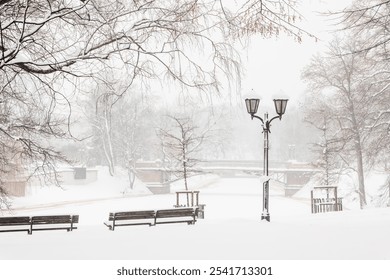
top-left (245, 98), bottom-right (288, 222)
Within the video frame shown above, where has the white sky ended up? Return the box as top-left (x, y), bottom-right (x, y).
top-left (146, 0), bottom-right (354, 109)
top-left (240, 0), bottom-right (353, 106)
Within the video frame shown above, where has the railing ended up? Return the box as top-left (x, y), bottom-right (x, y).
top-left (311, 198), bottom-right (343, 214)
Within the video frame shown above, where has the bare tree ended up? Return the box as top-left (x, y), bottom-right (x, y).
top-left (376, 175), bottom-right (390, 207)
top-left (336, 0), bottom-right (390, 58)
top-left (219, 0), bottom-right (313, 41)
top-left (362, 64), bottom-right (390, 169)
top-left (158, 115), bottom-right (210, 192)
top-left (302, 37), bottom-right (384, 208)
top-left (304, 99), bottom-right (343, 186)
top-left (90, 93), bottom-right (116, 176)
top-left (0, 0), bottom-right (311, 206)
top-left (332, 0), bottom-right (390, 175)
top-left (0, 0), bottom-right (310, 93)
top-left (83, 74), bottom-right (159, 189)
top-left (112, 94), bottom-right (157, 192)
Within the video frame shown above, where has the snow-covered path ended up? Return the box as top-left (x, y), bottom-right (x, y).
top-left (1, 177), bottom-right (390, 260)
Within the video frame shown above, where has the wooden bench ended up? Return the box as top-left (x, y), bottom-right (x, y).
top-left (155, 208), bottom-right (197, 225)
top-left (30, 215), bottom-right (79, 233)
top-left (0, 215), bottom-right (79, 234)
top-left (104, 210), bottom-right (156, 231)
top-left (0, 216), bottom-right (31, 234)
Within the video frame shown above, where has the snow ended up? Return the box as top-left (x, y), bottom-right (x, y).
top-left (1, 168), bottom-right (390, 261)
top-left (1, 168), bottom-right (390, 279)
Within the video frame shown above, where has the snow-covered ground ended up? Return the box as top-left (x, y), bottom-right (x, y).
top-left (1, 169), bottom-right (390, 260)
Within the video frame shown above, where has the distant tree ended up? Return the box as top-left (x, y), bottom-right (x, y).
top-left (304, 99), bottom-right (343, 186)
top-left (361, 64), bottom-right (390, 169)
top-left (85, 75), bottom-right (157, 181)
top-left (87, 85), bottom-right (117, 176)
top-left (335, 1), bottom-right (390, 167)
top-left (112, 94), bottom-right (157, 191)
top-left (335, 1), bottom-right (390, 162)
top-left (376, 175), bottom-right (390, 207)
top-left (158, 116), bottom-right (210, 193)
top-left (302, 37), bottom-right (383, 208)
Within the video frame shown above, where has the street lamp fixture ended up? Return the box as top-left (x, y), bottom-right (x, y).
top-left (244, 97), bottom-right (288, 222)
top-left (245, 98), bottom-right (260, 115)
top-left (273, 99), bottom-right (288, 119)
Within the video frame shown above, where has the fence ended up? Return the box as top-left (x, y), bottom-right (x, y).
top-left (311, 198), bottom-right (343, 214)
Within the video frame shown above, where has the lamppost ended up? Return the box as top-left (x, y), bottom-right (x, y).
top-left (245, 98), bottom-right (288, 222)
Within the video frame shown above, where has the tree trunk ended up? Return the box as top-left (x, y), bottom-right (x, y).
top-left (351, 113), bottom-right (366, 208)
top-left (355, 143), bottom-right (366, 208)
top-left (128, 168), bottom-right (136, 190)
top-left (348, 91), bottom-right (366, 209)
top-left (102, 112), bottom-right (115, 176)
top-left (183, 160), bottom-right (190, 206)
top-left (324, 141), bottom-right (330, 186)
top-left (182, 144), bottom-right (190, 206)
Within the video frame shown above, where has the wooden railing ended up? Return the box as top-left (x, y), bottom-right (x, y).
top-left (311, 198), bottom-right (343, 214)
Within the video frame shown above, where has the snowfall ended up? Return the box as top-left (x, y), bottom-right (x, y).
top-left (1, 167), bottom-right (390, 279)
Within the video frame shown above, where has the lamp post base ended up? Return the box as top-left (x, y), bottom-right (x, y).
top-left (261, 214), bottom-right (270, 222)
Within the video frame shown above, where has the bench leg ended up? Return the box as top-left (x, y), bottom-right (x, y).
top-left (103, 222), bottom-right (113, 230)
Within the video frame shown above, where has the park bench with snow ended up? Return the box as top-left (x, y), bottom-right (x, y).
top-left (30, 215), bottom-right (79, 233)
top-left (104, 210), bottom-right (156, 230)
top-left (104, 208), bottom-right (198, 230)
top-left (0, 216), bottom-right (31, 234)
top-left (0, 214), bottom-right (79, 234)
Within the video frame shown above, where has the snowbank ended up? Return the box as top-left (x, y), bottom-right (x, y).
top-left (1, 177), bottom-right (389, 260)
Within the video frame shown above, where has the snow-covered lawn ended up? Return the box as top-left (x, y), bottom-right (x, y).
top-left (1, 174), bottom-right (390, 260)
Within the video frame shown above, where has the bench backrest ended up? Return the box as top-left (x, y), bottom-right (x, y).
top-left (155, 208), bottom-right (195, 218)
top-left (31, 215), bottom-right (76, 224)
top-left (0, 216), bottom-right (31, 226)
top-left (71, 215), bottom-right (79, 223)
top-left (110, 211), bottom-right (155, 221)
